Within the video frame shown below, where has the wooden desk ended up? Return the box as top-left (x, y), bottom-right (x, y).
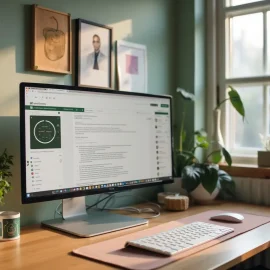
top-left (1, 202), bottom-right (270, 270)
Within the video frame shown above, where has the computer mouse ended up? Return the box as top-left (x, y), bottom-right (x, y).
top-left (210, 212), bottom-right (244, 223)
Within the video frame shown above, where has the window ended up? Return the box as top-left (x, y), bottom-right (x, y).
top-left (215, 0), bottom-right (270, 164)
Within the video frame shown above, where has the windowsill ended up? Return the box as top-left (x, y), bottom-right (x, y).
top-left (219, 164), bottom-right (270, 179)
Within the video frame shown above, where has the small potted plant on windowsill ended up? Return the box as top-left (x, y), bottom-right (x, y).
top-left (258, 134), bottom-right (270, 167)
top-left (0, 149), bottom-right (14, 205)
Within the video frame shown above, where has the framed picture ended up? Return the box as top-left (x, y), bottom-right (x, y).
top-left (32, 5), bottom-right (72, 74)
top-left (76, 19), bottom-right (113, 89)
top-left (116, 40), bottom-right (147, 93)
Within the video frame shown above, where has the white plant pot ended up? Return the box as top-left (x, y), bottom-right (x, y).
top-left (163, 177), bottom-right (188, 195)
top-left (190, 183), bottom-right (220, 204)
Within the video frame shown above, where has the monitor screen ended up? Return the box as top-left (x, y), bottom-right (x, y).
top-left (20, 83), bottom-right (173, 203)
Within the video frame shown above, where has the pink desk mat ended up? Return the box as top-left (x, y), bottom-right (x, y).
top-left (73, 210), bottom-right (270, 270)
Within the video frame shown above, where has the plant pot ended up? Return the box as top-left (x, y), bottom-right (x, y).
top-left (190, 184), bottom-right (220, 204)
top-left (257, 151), bottom-right (270, 167)
top-left (163, 177), bottom-right (188, 195)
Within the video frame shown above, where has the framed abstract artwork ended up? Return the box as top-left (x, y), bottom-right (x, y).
top-left (32, 5), bottom-right (72, 74)
top-left (76, 19), bottom-right (113, 89)
top-left (116, 40), bottom-right (147, 93)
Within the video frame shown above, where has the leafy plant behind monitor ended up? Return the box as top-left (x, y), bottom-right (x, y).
top-left (176, 86), bottom-right (245, 199)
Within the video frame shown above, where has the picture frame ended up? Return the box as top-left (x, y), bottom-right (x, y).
top-left (76, 19), bottom-right (113, 89)
top-left (116, 40), bottom-right (147, 93)
top-left (32, 5), bottom-right (72, 74)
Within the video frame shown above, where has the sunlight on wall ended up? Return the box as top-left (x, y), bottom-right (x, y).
top-left (109, 19), bottom-right (133, 41)
top-left (0, 46), bottom-right (17, 115)
top-left (0, 46), bottom-right (15, 57)
top-left (0, 46), bottom-right (16, 72)
top-left (0, 93), bottom-right (18, 115)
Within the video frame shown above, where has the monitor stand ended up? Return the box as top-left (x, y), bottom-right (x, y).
top-left (42, 197), bottom-right (148, 237)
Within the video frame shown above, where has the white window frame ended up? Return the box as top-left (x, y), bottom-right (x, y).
top-left (207, 0), bottom-right (270, 165)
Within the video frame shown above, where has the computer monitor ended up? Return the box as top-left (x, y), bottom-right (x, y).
top-left (20, 82), bottom-right (173, 236)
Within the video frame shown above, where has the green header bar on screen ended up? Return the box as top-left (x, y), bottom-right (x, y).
top-left (25, 105), bottom-right (84, 112)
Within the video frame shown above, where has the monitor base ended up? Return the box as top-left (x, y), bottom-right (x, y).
top-left (42, 210), bottom-right (148, 237)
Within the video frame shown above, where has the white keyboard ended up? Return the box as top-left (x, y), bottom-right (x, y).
top-left (126, 221), bottom-right (234, 256)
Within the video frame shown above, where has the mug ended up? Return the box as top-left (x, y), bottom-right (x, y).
top-left (0, 211), bottom-right (20, 241)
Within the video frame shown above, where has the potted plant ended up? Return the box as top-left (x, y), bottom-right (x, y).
top-left (180, 86), bottom-right (245, 203)
top-left (165, 86), bottom-right (245, 202)
top-left (258, 134), bottom-right (270, 167)
top-left (181, 142), bottom-right (235, 203)
top-left (0, 149), bottom-right (14, 205)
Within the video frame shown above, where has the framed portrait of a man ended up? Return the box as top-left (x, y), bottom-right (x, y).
top-left (76, 19), bottom-right (112, 89)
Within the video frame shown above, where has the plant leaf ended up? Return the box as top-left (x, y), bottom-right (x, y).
top-left (228, 86), bottom-right (245, 121)
top-left (176, 87), bottom-right (195, 101)
top-left (201, 166), bottom-right (219, 194)
top-left (210, 150), bottom-right (222, 164)
top-left (218, 170), bottom-right (232, 181)
top-left (181, 165), bottom-right (202, 192)
top-left (196, 140), bottom-right (209, 149)
top-left (222, 147), bottom-right (232, 166)
top-left (195, 130), bottom-right (209, 149)
top-left (218, 170), bottom-right (236, 199)
top-left (175, 151), bottom-right (197, 177)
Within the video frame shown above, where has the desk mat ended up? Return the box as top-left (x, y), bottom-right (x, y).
top-left (73, 210), bottom-right (270, 270)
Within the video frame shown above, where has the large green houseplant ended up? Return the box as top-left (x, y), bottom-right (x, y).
top-left (0, 149), bottom-right (14, 204)
top-left (174, 86), bottom-right (245, 201)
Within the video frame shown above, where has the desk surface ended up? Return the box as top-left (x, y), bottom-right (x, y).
top-left (1, 202), bottom-right (270, 270)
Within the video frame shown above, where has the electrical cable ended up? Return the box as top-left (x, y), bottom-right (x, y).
top-left (101, 206), bottom-right (161, 219)
top-left (103, 193), bottom-right (161, 210)
top-left (100, 193), bottom-right (116, 211)
top-left (53, 193), bottom-right (117, 219)
top-left (86, 192), bottom-right (118, 210)
top-left (96, 192), bottom-right (161, 219)
top-left (53, 190), bottom-right (161, 220)
top-left (54, 201), bottom-right (63, 219)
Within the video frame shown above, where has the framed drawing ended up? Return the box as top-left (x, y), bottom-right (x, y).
top-left (116, 40), bottom-right (147, 93)
top-left (76, 19), bottom-right (113, 89)
top-left (32, 5), bottom-right (72, 74)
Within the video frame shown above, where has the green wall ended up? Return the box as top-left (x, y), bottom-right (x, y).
top-left (0, 0), bottom-right (176, 226)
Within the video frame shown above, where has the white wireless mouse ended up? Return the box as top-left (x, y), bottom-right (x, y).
top-left (210, 212), bottom-right (244, 223)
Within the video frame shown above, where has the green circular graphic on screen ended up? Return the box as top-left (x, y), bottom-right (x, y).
top-left (33, 120), bottom-right (56, 144)
top-left (30, 116), bottom-right (61, 149)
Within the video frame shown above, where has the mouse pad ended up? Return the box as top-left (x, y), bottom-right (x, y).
top-left (73, 210), bottom-right (270, 270)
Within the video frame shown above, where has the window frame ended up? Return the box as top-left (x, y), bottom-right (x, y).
top-left (209, 0), bottom-right (270, 165)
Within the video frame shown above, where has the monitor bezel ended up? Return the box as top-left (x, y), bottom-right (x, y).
top-left (20, 82), bottom-right (174, 204)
